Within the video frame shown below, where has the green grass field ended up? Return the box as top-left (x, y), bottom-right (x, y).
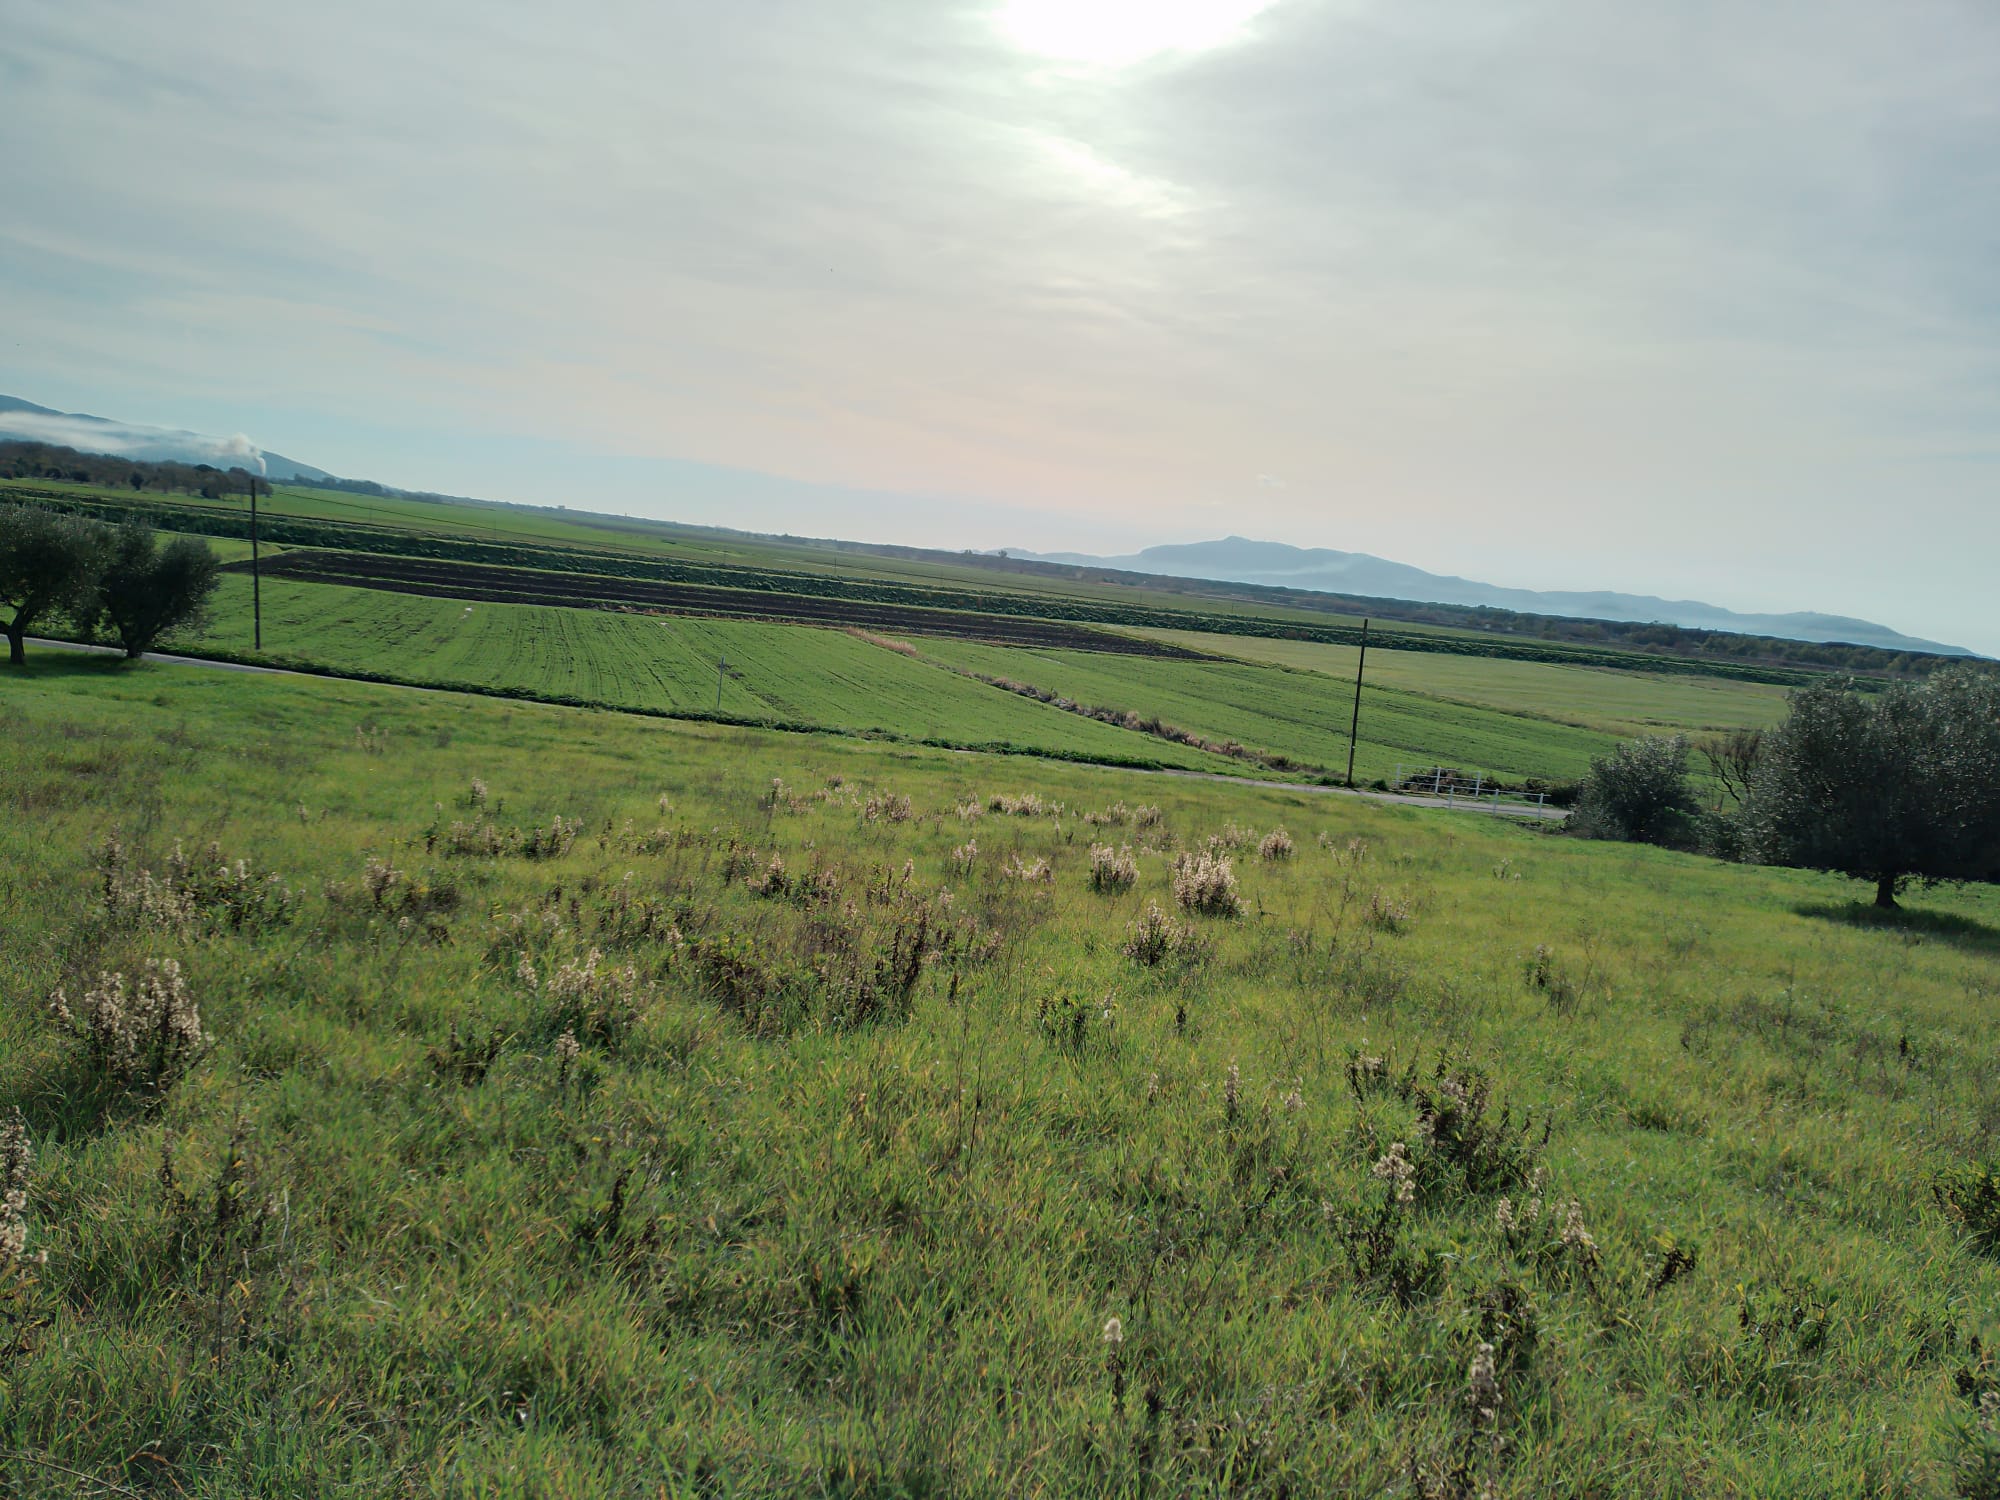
top-left (3, 661), bottom-right (1998, 1496)
top-left (177, 575), bottom-right (1240, 772)
top-left (1128, 628), bottom-right (1797, 740)
top-left (915, 638), bottom-right (1623, 784)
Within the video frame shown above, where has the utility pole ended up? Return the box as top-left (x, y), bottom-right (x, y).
top-left (716, 656), bottom-right (726, 713)
top-left (248, 474), bottom-right (262, 652)
top-left (1345, 618), bottom-right (1369, 788)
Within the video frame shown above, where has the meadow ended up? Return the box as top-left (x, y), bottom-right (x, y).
top-left (914, 639), bottom-right (1623, 784)
top-left (4, 658), bottom-right (1999, 1497)
top-left (1126, 629), bottom-right (1795, 741)
top-left (177, 575), bottom-right (1238, 772)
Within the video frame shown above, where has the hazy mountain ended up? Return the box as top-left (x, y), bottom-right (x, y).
top-left (0, 395), bottom-right (331, 482)
top-left (1017, 536), bottom-right (1969, 656)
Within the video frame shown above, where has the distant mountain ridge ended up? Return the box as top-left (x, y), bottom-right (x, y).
top-left (0, 395), bottom-right (330, 483)
top-left (1016, 536), bottom-right (1969, 656)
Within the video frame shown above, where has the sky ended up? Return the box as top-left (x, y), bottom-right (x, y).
top-left (4, 0), bottom-right (1997, 652)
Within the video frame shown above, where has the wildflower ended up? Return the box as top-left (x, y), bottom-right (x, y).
top-left (1146, 1071), bottom-right (1161, 1101)
top-left (469, 778), bottom-right (489, 808)
top-left (1495, 1197), bottom-right (1517, 1235)
top-left (1223, 1061), bottom-right (1242, 1122)
top-left (1281, 1087), bottom-right (1305, 1115)
top-left (1466, 1341), bottom-right (1501, 1427)
top-left (1372, 1141), bottom-right (1416, 1205)
top-left (1102, 1316), bottom-right (1124, 1347)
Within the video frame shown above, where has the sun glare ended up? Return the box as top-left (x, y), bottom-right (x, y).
top-left (997, 0), bottom-right (1283, 68)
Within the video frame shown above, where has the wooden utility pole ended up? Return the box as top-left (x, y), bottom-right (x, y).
top-left (716, 656), bottom-right (726, 713)
top-left (249, 474), bottom-right (262, 652)
top-left (1345, 618), bottom-right (1369, 788)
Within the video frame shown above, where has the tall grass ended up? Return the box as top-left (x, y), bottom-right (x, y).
top-left (2, 658), bottom-right (1998, 1496)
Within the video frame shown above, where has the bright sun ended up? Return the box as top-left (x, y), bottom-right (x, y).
top-left (996, 0), bottom-right (1283, 68)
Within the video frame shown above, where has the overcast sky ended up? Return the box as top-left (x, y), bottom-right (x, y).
top-left (4, 0), bottom-right (1997, 650)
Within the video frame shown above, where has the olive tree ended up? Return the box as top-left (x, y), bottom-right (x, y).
top-left (1744, 668), bottom-right (2000, 908)
top-left (0, 504), bottom-right (107, 665)
top-left (89, 524), bottom-right (221, 661)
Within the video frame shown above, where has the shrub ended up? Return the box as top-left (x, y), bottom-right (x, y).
top-left (1568, 734), bottom-right (1700, 848)
top-left (1171, 850), bottom-right (1241, 917)
top-left (1087, 843), bottom-right (1137, 893)
top-left (50, 958), bottom-right (205, 1091)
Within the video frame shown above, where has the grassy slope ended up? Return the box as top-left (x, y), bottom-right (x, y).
top-left (1129, 627), bottom-right (1796, 739)
top-left (4, 662), bottom-right (1997, 1496)
top-left (916, 638), bottom-right (1620, 783)
top-left (176, 574), bottom-right (1239, 771)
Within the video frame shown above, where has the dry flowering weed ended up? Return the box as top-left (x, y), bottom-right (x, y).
top-left (949, 840), bottom-right (979, 876)
top-left (2, 1109), bottom-right (41, 1267)
top-left (50, 957), bottom-right (205, 1091)
top-left (522, 947), bottom-right (647, 1045)
top-left (97, 834), bottom-right (298, 932)
top-left (1466, 1340), bottom-right (1502, 1429)
top-left (988, 792), bottom-right (1050, 817)
top-left (1171, 849), bottom-right (1241, 917)
top-left (862, 793), bottom-right (913, 824)
top-left (1120, 901), bottom-right (1203, 967)
top-left (1001, 853), bottom-right (1054, 885)
top-left (1372, 1141), bottom-right (1417, 1206)
top-left (1087, 843), bottom-right (1137, 894)
top-left (1258, 827), bottom-right (1295, 861)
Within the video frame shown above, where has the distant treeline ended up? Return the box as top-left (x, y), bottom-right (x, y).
top-left (0, 440), bottom-right (273, 499)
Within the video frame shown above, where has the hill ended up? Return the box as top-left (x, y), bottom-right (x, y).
top-left (1020, 536), bottom-right (1968, 655)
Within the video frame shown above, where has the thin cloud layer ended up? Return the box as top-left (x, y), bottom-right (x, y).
top-left (1, 0), bottom-right (1995, 649)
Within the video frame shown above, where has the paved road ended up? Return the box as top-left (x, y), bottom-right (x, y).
top-left (31, 637), bottom-right (289, 674)
top-left (24, 638), bottom-right (1565, 820)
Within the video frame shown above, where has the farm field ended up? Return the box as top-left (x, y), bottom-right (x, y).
top-left (3, 661), bottom-right (1998, 1496)
top-left (178, 574), bottom-right (1240, 771)
top-left (1129, 627), bottom-right (1796, 739)
top-left (915, 638), bottom-right (1622, 784)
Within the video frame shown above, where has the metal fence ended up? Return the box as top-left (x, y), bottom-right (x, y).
top-left (1391, 765), bottom-right (1551, 813)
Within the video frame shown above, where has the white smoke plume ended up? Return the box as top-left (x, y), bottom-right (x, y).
top-left (0, 410), bottom-right (267, 474)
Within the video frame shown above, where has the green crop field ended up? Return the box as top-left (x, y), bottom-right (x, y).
top-left (175, 574), bottom-right (1241, 772)
top-left (4, 660), bottom-right (1998, 1497)
top-left (1128, 627), bottom-right (1796, 739)
top-left (914, 638), bottom-right (1622, 784)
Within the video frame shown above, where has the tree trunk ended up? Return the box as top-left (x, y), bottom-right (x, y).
top-left (5, 626), bottom-right (22, 666)
top-left (1875, 875), bottom-right (1899, 910)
